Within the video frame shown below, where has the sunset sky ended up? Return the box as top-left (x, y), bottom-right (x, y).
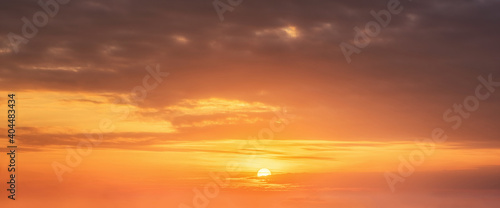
top-left (1, 0), bottom-right (500, 207)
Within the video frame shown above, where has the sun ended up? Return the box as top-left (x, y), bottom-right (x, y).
top-left (257, 168), bottom-right (271, 177)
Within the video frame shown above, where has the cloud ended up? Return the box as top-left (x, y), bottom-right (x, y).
top-left (264, 166), bottom-right (500, 191)
top-left (0, 0), bottom-right (498, 153)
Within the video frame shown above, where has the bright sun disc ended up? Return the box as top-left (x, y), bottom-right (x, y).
top-left (257, 168), bottom-right (271, 177)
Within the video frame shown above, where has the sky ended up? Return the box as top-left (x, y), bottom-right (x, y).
top-left (1, 0), bottom-right (500, 207)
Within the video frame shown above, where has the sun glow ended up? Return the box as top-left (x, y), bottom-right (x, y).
top-left (257, 168), bottom-right (271, 177)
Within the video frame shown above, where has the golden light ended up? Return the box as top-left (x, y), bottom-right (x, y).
top-left (257, 168), bottom-right (271, 177)
top-left (282, 26), bottom-right (298, 38)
